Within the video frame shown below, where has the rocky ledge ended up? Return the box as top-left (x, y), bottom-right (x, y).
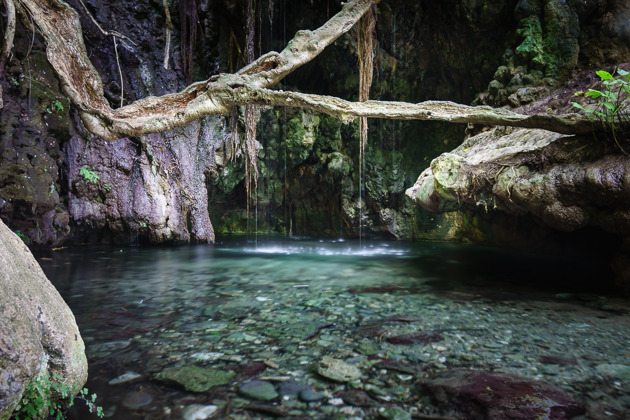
top-left (406, 123), bottom-right (630, 291)
top-left (407, 66), bottom-right (630, 291)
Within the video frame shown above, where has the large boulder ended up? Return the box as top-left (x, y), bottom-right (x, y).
top-left (0, 219), bottom-right (87, 419)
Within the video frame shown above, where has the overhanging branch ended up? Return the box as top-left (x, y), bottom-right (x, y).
top-left (11, 0), bottom-right (613, 141)
top-left (216, 87), bottom-right (600, 136)
top-left (14, 0), bottom-right (378, 140)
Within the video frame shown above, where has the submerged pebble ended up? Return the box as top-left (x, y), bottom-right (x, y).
top-left (238, 380), bottom-right (279, 401)
top-left (155, 366), bottom-right (235, 392)
top-left (317, 357), bottom-right (362, 382)
top-left (108, 371), bottom-right (142, 385)
top-left (122, 391), bottom-right (153, 410)
top-left (181, 404), bottom-right (218, 420)
top-left (299, 389), bottom-right (326, 402)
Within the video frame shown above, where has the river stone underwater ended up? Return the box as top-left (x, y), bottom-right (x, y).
top-left (35, 238), bottom-right (630, 420)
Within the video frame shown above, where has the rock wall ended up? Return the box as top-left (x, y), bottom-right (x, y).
top-left (0, 43), bottom-right (73, 246)
top-left (0, 0), bottom-right (219, 245)
top-left (1, 0), bottom-right (629, 245)
top-left (0, 218), bottom-right (87, 418)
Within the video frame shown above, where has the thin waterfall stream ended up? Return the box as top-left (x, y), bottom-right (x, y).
top-left (35, 238), bottom-right (630, 419)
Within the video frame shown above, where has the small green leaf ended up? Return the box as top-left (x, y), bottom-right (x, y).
top-left (602, 102), bottom-right (617, 112)
top-left (571, 102), bottom-right (585, 110)
top-left (617, 68), bottom-right (629, 77)
top-left (596, 70), bottom-right (614, 80)
top-left (603, 91), bottom-right (617, 101)
top-left (585, 89), bottom-right (602, 98)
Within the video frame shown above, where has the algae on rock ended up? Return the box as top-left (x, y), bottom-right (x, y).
top-left (155, 366), bottom-right (235, 392)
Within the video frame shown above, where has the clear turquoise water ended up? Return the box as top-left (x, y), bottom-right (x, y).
top-left (34, 237), bottom-right (625, 419)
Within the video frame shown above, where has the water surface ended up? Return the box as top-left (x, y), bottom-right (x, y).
top-left (36, 237), bottom-right (630, 419)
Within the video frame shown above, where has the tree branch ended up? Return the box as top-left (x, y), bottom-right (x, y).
top-left (214, 86), bottom-right (600, 136)
top-left (15, 0), bottom-right (379, 140)
top-left (14, 0), bottom-right (613, 142)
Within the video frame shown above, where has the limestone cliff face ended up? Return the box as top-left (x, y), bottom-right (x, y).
top-left (0, 218), bottom-right (87, 418)
top-left (0, 0), bottom-right (219, 245)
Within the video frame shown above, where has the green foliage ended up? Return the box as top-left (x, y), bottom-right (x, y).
top-left (13, 373), bottom-right (103, 420)
top-left (516, 17), bottom-right (545, 63)
top-left (14, 230), bottom-right (26, 240)
top-left (572, 69), bottom-right (630, 152)
top-left (45, 100), bottom-right (64, 114)
top-left (572, 69), bottom-right (630, 119)
top-left (79, 166), bottom-right (100, 184)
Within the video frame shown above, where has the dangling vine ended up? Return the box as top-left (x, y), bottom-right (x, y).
top-left (244, 0), bottom-right (259, 224)
top-left (179, 0), bottom-right (198, 83)
top-left (357, 4), bottom-right (376, 238)
top-left (358, 5), bottom-right (376, 147)
top-left (162, 0), bottom-right (173, 70)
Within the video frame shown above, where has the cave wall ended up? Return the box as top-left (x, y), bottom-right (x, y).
top-left (1, 0), bottom-right (629, 245)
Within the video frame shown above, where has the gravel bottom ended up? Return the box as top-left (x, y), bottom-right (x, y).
top-left (38, 240), bottom-right (630, 420)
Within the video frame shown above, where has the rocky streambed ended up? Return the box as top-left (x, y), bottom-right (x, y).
top-left (37, 238), bottom-right (630, 420)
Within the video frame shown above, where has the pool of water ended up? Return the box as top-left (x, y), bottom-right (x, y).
top-left (36, 237), bottom-right (630, 419)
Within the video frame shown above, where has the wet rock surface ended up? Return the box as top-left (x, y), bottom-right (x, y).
top-left (0, 219), bottom-right (87, 418)
top-left (37, 240), bottom-right (630, 419)
top-left (417, 370), bottom-right (585, 419)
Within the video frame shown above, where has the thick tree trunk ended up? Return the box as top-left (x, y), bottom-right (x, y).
top-left (10, 0), bottom-right (620, 141)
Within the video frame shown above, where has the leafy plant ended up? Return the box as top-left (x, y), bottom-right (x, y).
top-left (14, 230), bottom-right (26, 240)
top-left (79, 166), bottom-right (100, 184)
top-left (572, 69), bottom-right (630, 153)
top-left (13, 373), bottom-right (104, 419)
top-left (46, 99), bottom-right (64, 114)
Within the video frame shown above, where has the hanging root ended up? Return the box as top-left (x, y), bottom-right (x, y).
top-left (76, 0), bottom-right (135, 43)
top-left (243, 0), bottom-right (259, 219)
top-left (0, 0), bottom-right (16, 73)
top-left (244, 104), bottom-right (259, 212)
top-left (357, 4), bottom-right (376, 214)
top-left (179, 0), bottom-right (198, 83)
top-left (163, 0), bottom-right (173, 69)
top-left (357, 4), bottom-right (376, 146)
top-left (229, 107), bottom-right (240, 161)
